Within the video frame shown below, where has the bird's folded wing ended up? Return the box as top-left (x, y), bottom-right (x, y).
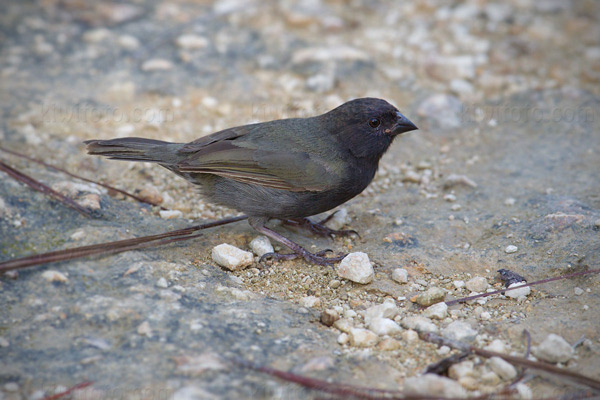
top-left (176, 140), bottom-right (337, 192)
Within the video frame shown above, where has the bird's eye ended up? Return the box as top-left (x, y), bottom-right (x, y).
top-left (369, 118), bottom-right (381, 128)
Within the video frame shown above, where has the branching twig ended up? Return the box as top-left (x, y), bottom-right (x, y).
top-left (42, 381), bottom-right (93, 400)
top-left (0, 160), bottom-right (92, 217)
top-left (0, 145), bottom-right (166, 209)
top-left (445, 269), bottom-right (600, 306)
top-left (0, 215), bottom-right (247, 272)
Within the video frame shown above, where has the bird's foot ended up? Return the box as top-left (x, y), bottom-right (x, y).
top-left (285, 216), bottom-right (360, 239)
top-left (260, 249), bottom-right (347, 266)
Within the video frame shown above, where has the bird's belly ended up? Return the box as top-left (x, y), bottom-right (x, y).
top-left (206, 176), bottom-right (368, 219)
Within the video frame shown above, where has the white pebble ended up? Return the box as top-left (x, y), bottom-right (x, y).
top-left (505, 245), bottom-right (518, 254)
top-left (249, 236), bottom-right (273, 257)
top-left (348, 328), bottom-right (378, 347)
top-left (159, 210), bottom-right (183, 219)
top-left (176, 34), bottom-right (208, 50)
top-left (137, 321), bottom-right (152, 337)
top-left (41, 270), bottom-right (68, 283)
top-left (324, 208), bottom-right (350, 230)
top-left (391, 268), bottom-right (408, 283)
top-left (156, 277), bottom-right (169, 288)
top-left (466, 276), bottom-right (489, 292)
top-left (443, 193), bottom-right (457, 202)
top-left (484, 339), bottom-right (508, 353)
top-left (505, 282), bottom-right (531, 299)
top-left (299, 296), bottom-right (321, 308)
top-left (488, 357), bottom-right (517, 380)
top-left (402, 329), bottom-right (419, 342)
top-left (423, 302), bottom-right (448, 320)
top-left (336, 252), bottom-right (374, 284)
top-left (211, 244), bottom-right (254, 271)
top-left (337, 332), bottom-right (349, 345)
top-left (448, 360), bottom-right (474, 379)
top-left (401, 316), bottom-right (438, 334)
top-left (532, 333), bottom-right (574, 363)
top-left (504, 197), bottom-right (516, 206)
top-left (363, 301), bottom-right (399, 324)
top-left (442, 321), bottom-right (477, 342)
top-left (0, 337), bottom-right (9, 347)
top-left (142, 58), bottom-right (174, 71)
top-left (404, 374), bottom-right (466, 398)
top-left (368, 318), bottom-right (402, 336)
top-left (453, 280), bottom-right (465, 289)
top-left (574, 287), bottom-right (584, 296)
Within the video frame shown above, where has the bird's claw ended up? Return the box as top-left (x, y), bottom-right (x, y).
top-left (259, 249), bottom-right (347, 266)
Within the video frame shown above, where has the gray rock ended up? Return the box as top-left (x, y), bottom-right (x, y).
top-left (249, 236), bottom-right (274, 257)
top-left (442, 321), bottom-right (477, 342)
top-left (415, 287), bottom-right (446, 306)
top-left (391, 268), bottom-right (408, 283)
top-left (532, 334), bottom-right (574, 363)
top-left (212, 244), bottom-right (254, 271)
top-left (466, 276), bottom-right (489, 292)
top-left (488, 356), bottom-right (518, 380)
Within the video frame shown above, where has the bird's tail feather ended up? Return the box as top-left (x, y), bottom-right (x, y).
top-left (85, 138), bottom-right (178, 163)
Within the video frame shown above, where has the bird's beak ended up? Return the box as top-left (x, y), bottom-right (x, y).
top-left (392, 111), bottom-right (418, 135)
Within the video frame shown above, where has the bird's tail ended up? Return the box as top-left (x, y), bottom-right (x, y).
top-left (85, 137), bottom-right (182, 164)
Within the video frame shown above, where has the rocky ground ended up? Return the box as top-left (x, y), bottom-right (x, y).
top-left (1, 0), bottom-right (599, 399)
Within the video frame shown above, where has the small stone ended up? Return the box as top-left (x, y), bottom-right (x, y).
top-left (443, 193), bottom-right (457, 202)
top-left (401, 316), bottom-right (438, 334)
top-left (505, 282), bottom-right (531, 299)
top-left (377, 338), bottom-right (403, 351)
top-left (324, 208), bottom-right (350, 230)
top-left (329, 279), bottom-right (342, 289)
top-left (4, 382), bottom-right (19, 392)
top-left (574, 287), bottom-right (584, 296)
top-left (348, 328), bottom-right (378, 347)
top-left (444, 174), bottom-right (478, 188)
top-left (320, 309), bottom-right (339, 327)
top-left (423, 302), bottom-right (448, 320)
top-left (515, 383), bottom-right (532, 399)
top-left (333, 318), bottom-right (352, 333)
top-left (299, 296), bottom-right (320, 308)
top-left (532, 334), bottom-right (574, 363)
top-left (466, 277), bottom-right (489, 292)
top-left (368, 318), bottom-right (402, 336)
top-left (83, 28), bottom-right (111, 43)
top-left (211, 244), bottom-right (254, 271)
top-left (415, 287), bottom-right (446, 306)
top-left (159, 210), bottom-right (183, 219)
top-left (291, 46), bottom-right (369, 64)
top-left (176, 34), bottom-right (208, 50)
top-left (137, 321), bottom-right (152, 337)
top-left (437, 345), bottom-right (451, 355)
top-left (453, 280), bottom-right (465, 289)
top-left (142, 59), bottom-right (174, 71)
top-left (173, 352), bottom-right (227, 376)
top-left (402, 329), bottom-right (419, 343)
top-left (172, 386), bottom-right (215, 400)
top-left (337, 332), bottom-right (349, 345)
top-left (450, 79), bottom-right (473, 95)
top-left (391, 268), bottom-right (408, 283)
top-left (488, 357), bottom-right (517, 380)
top-left (504, 197), bottom-right (516, 206)
top-left (505, 245), bottom-right (518, 254)
top-left (364, 301), bottom-right (399, 324)
top-left (0, 337), bottom-right (9, 347)
top-left (485, 339), bottom-right (508, 354)
top-left (481, 371), bottom-right (501, 385)
top-left (117, 35), bottom-right (140, 50)
top-left (404, 374), bottom-right (467, 398)
top-left (156, 277), bottom-right (169, 288)
top-left (442, 321), bottom-right (477, 342)
top-left (137, 185), bottom-right (163, 205)
top-left (78, 194), bottom-right (101, 210)
top-left (41, 270), bottom-right (68, 283)
top-left (249, 236), bottom-right (273, 257)
top-left (449, 360), bottom-right (475, 380)
top-left (336, 252), bottom-right (374, 284)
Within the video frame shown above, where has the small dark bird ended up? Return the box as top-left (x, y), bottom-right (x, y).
top-left (85, 98), bottom-right (417, 265)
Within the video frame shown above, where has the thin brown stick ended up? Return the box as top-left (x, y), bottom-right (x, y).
top-left (0, 145), bottom-right (166, 209)
top-left (445, 269), bottom-right (600, 306)
top-left (0, 215), bottom-right (247, 272)
top-left (0, 160), bottom-right (92, 217)
top-left (421, 332), bottom-right (600, 391)
top-left (42, 381), bottom-right (93, 400)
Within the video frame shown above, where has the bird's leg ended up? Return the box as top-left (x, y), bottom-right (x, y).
top-left (283, 212), bottom-right (360, 239)
top-left (249, 218), bottom-right (346, 266)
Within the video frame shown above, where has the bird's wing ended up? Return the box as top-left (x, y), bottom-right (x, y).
top-left (176, 130), bottom-right (340, 192)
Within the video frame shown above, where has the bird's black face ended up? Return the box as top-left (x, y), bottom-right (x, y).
top-left (325, 98), bottom-right (418, 160)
